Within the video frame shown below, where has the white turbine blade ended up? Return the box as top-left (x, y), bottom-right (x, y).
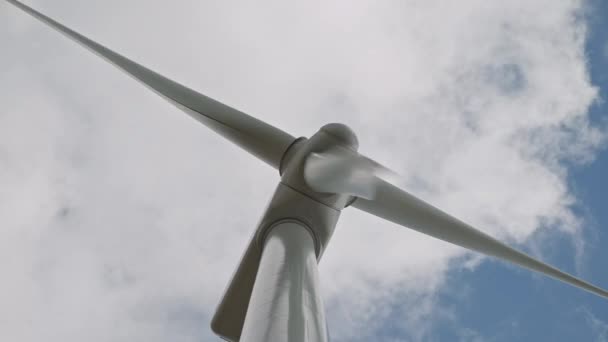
top-left (304, 148), bottom-right (377, 199)
top-left (351, 178), bottom-right (608, 299)
top-left (303, 147), bottom-right (397, 200)
top-left (6, 0), bottom-right (296, 169)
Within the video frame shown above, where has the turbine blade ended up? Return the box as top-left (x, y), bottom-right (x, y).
top-left (352, 179), bottom-right (608, 299)
top-left (303, 146), bottom-right (400, 201)
top-left (303, 147), bottom-right (389, 200)
top-left (6, 0), bottom-right (296, 169)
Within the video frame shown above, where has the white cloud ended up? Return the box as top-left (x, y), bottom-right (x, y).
top-left (0, 0), bottom-right (604, 341)
top-left (579, 307), bottom-right (608, 342)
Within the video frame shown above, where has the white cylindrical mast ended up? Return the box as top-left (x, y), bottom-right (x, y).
top-left (240, 221), bottom-right (328, 342)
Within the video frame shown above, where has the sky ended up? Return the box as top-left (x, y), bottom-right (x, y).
top-left (1, 1), bottom-right (607, 341)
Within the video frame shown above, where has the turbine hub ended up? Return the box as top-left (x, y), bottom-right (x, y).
top-left (320, 123), bottom-right (359, 150)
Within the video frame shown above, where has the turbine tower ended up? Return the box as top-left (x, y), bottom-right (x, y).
top-left (6, 1), bottom-right (608, 341)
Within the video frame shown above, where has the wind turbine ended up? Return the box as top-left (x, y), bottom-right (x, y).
top-left (6, 1), bottom-right (608, 341)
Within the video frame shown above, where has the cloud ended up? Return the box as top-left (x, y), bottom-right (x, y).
top-left (0, 0), bottom-right (604, 341)
top-left (579, 307), bottom-right (608, 342)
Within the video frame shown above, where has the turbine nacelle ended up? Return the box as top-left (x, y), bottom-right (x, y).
top-left (318, 123), bottom-right (359, 150)
top-left (285, 123), bottom-right (396, 201)
top-left (279, 123), bottom-right (360, 210)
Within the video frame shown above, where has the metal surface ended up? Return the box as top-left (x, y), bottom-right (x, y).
top-left (304, 146), bottom-right (394, 200)
top-left (279, 124), bottom-right (359, 210)
top-left (5, 0), bottom-right (296, 170)
top-left (211, 183), bottom-right (341, 341)
top-left (241, 222), bottom-right (328, 342)
top-left (212, 125), bottom-right (360, 340)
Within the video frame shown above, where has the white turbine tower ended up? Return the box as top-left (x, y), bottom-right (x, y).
top-left (6, 1), bottom-right (608, 341)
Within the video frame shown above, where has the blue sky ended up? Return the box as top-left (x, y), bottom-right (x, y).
top-left (1, 1), bottom-right (608, 341)
top-left (416, 2), bottom-right (608, 340)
